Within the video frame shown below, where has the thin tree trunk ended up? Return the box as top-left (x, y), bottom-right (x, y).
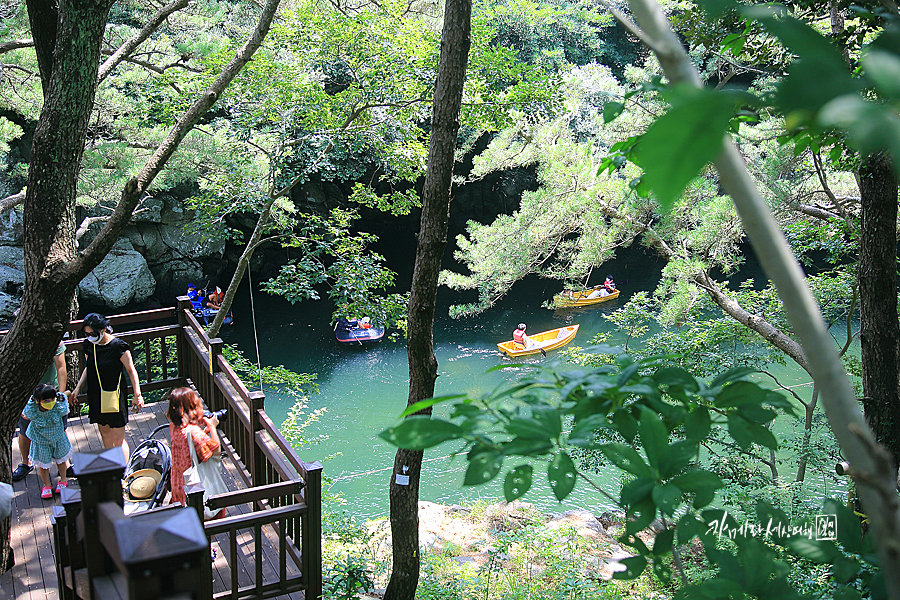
top-left (384, 0), bottom-right (472, 597)
top-left (796, 386), bottom-right (819, 483)
top-left (858, 153), bottom-right (900, 467)
top-left (208, 198), bottom-right (277, 338)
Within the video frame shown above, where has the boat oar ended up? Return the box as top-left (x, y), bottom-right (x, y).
top-left (540, 348), bottom-right (547, 357)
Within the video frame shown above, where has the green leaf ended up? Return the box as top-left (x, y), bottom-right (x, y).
top-left (532, 407), bottom-right (562, 438)
top-left (626, 498), bottom-right (656, 535)
top-left (400, 394), bottom-right (467, 417)
top-left (658, 440), bottom-right (697, 479)
top-left (818, 95), bottom-right (900, 170)
top-left (612, 555), bottom-right (647, 580)
top-left (684, 407), bottom-right (711, 441)
top-left (617, 362), bottom-right (641, 386)
top-left (464, 449), bottom-right (503, 486)
top-left (677, 512), bottom-right (712, 545)
top-left (631, 86), bottom-right (736, 210)
top-left (715, 380), bottom-right (767, 408)
top-left (505, 417), bottom-right (554, 440)
top-left (621, 477), bottom-right (656, 506)
top-left (501, 438), bottom-right (554, 457)
top-left (653, 367), bottom-right (700, 391)
top-left (652, 483), bottom-right (683, 516)
top-left (727, 414), bottom-right (777, 450)
top-left (652, 528), bottom-right (674, 556)
top-left (671, 470), bottom-right (724, 508)
top-left (603, 101), bottom-right (625, 123)
top-left (709, 366), bottom-right (756, 389)
top-left (638, 407), bottom-right (668, 473)
top-left (611, 409), bottom-right (638, 443)
top-left (379, 416), bottom-right (464, 450)
top-left (787, 537), bottom-right (840, 564)
top-left (832, 556), bottom-right (862, 584)
top-left (652, 559), bottom-right (672, 584)
top-left (823, 498), bottom-right (862, 554)
top-left (599, 443), bottom-right (653, 478)
top-left (864, 48), bottom-right (900, 101)
top-left (503, 465), bottom-right (533, 501)
top-left (547, 451), bottom-right (577, 501)
top-left (568, 414), bottom-right (607, 447)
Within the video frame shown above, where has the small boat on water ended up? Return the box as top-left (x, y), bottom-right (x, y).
top-left (497, 324), bottom-right (579, 357)
top-left (335, 317), bottom-right (385, 345)
top-left (551, 287), bottom-right (620, 308)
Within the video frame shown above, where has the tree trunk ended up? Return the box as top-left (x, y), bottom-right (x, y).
top-left (383, 0), bottom-right (472, 597)
top-left (0, 0), bottom-right (284, 574)
top-left (858, 153), bottom-right (900, 468)
top-left (796, 385), bottom-right (819, 483)
top-left (208, 198), bottom-right (277, 338)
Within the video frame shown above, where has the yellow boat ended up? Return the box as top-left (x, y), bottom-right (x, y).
top-left (497, 325), bottom-right (580, 357)
top-left (551, 287), bottom-right (620, 308)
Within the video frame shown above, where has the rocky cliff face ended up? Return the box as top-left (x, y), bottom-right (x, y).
top-left (0, 192), bottom-right (228, 315)
top-left (0, 161), bottom-right (533, 315)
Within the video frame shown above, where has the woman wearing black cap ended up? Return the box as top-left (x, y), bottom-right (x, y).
top-left (71, 313), bottom-right (144, 459)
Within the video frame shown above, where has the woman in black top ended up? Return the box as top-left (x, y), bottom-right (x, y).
top-left (71, 313), bottom-right (144, 459)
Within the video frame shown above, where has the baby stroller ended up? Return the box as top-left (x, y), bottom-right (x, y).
top-left (122, 424), bottom-right (171, 515)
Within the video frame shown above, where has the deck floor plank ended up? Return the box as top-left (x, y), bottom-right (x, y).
top-left (0, 400), bottom-right (310, 600)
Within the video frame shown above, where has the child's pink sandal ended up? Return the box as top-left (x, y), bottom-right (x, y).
top-left (40, 486), bottom-right (52, 499)
top-left (54, 481), bottom-right (67, 494)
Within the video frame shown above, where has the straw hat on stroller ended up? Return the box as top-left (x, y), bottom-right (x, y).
top-left (123, 468), bottom-right (162, 503)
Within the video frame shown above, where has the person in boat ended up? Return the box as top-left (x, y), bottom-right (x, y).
top-left (214, 286), bottom-right (225, 304)
top-left (186, 283), bottom-right (203, 311)
top-left (336, 316), bottom-right (358, 331)
top-left (203, 291), bottom-right (221, 311)
top-left (513, 323), bottom-right (533, 348)
top-left (587, 275), bottom-right (616, 299)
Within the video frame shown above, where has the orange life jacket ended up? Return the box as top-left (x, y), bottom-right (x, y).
top-left (513, 329), bottom-right (526, 344)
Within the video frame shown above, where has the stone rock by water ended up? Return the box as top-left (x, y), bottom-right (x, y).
top-left (545, 509), bottom-right (606, 539)
top-left (78, 238), bottom-right (156, 308)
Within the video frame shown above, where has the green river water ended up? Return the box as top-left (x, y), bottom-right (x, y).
top-left (218, 241), bottom-right (831, 519)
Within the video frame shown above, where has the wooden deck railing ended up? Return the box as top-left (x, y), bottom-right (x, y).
top-left (53, 303), bottom-right (323, 600)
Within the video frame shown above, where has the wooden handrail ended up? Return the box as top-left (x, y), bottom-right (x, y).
top-left (69, 307), bottom-right (176, 329)
top-left (203, 503), bottom-right (306, 537)
top-left (207, 480), bottom-right (304, 510)
top-left (217, 353), bottom-right (254, 406)
top-left (257, 411), bottom-right (312, 480)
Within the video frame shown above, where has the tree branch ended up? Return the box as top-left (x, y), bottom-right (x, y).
top-left (97, 0), bottom-right (190, 83)
top-left (0, 40), bottom-right (34, 55)
top-left (0, 192), bottom-right (25, 214)
top-left (69, 0), bottom-right (285, 284)
top-left (624, 0), bottom-right (900, 592)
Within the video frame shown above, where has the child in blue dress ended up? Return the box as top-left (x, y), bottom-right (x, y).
top-left (23, 384), bottom-right (71, 499)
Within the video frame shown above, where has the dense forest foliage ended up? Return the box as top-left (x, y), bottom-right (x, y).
top-left (4, 0), bottom-right (900, 597)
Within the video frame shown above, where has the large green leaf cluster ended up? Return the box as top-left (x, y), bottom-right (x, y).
top-left (381, 355), bottom-right (879, 597)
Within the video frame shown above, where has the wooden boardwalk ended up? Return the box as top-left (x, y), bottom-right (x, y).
top-left (0, 401), bottom-right (305, 600)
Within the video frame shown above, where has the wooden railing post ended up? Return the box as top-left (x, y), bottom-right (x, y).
top-left (51, 506), bottom-right (73, 600)
top-left (249, 391), bottom-right (265, 489)
top-left (301, 461), bottom-right (323, 600)
top-left (72, 448), bottom-right (126, 598)
top-left (59, 487), bottom-right (84, 599)
top-left (176, 296), bottom-right (192, 381)
top-left (97, 501), bottom-right (207, 600)
top-left (185, 482), bottom-right (206, 522)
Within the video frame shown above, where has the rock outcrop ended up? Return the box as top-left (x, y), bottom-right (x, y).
top-left (78, 238), bottom-right (156, 308)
